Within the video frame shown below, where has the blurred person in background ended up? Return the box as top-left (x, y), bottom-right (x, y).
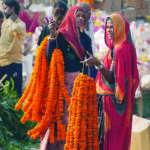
top-left (18, 0), bottom-right (31, 31)
top-left (0, 0), bottom-right (26, 97)
top-left (18, 0), bottom-right (39, 33)
top-left (77, 2), bottom-right (98, 79)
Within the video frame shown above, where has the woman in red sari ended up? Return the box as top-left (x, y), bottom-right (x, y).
top-left (81, 13), bottom-right (139, 150)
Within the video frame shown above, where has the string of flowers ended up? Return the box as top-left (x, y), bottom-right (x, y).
top-left (64, 73), bottom-right (99, 150)
top-left (15, 36), bottom-right (70, 142)
top-left (15, 36), bottom-right (49, 112)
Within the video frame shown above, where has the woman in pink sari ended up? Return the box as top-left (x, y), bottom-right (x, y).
top-left (81, 13), bottom-right (139, 150)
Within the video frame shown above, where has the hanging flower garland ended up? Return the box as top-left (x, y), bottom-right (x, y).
top-left (15, 36), bottom-right (70, 142)
top-left (64, 73), bottom-right (99, 150)
top-left (15, 36), bottom-right (49, 117)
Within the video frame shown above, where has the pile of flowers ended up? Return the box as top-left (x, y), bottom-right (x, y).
top-left (91, 11), bottom-right (109, 61)
top-left (91, 11), bottom-right (108, 33)
top-left (130, 22), bottom-right (150, 75)
top-left (15, 36), bottom-right (70, 142)
top-left (64, 73), bottom-right (99, 150)
top-left (130, 21), bottom-right (150, 93)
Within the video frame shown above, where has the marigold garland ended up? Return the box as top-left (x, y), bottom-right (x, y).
top-left (64, 73), bottom-right (99, 150)
top-left (15, 36), bottom-right (70, 142)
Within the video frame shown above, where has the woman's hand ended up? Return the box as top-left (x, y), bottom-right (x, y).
top-left (48, 18), bottom-right (56, 38)
top-left (81, 52), bottom-right (114, 83)
top-left (80, 51), bottom-right (101, 67)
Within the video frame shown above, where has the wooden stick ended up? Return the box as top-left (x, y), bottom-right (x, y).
top-left (0, 74), bottom-right (7, 85)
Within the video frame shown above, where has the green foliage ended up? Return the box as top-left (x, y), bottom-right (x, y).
top-left (0, 79), bottom-right (40, 149)
top-left (135, 93), bottom-right (150, 118)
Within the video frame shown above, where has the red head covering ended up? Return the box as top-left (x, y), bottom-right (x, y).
top-left (57, 6), bottom-right (85, 60)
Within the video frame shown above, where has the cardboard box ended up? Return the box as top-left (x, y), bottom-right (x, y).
top-left (125, 0), bottom-right (147, 16)
top-left (136, 7), bottom-right (147, 16)
top-left (136, 0), bottom-right (146, 8)
top-left (125, 0), bottom-right (136, 7)
top-left (122, 7), bottom-right (136, 22)
top-left (130, 115), bottom-right (150, 150)
top-left (94, 0), bottom-right (121, 12)
top-left (146, 1), bottom-right (150, 14)
top-left (125, 0), bottom-right (146, 8)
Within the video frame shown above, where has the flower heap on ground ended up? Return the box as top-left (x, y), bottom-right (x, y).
top-left (15, 36), bottom-right (70, 143)
top-left (64, 73), bottom-right (99, 150)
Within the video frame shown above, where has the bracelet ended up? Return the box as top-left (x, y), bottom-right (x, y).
top-left (95, 63), bottom-right (104, 71)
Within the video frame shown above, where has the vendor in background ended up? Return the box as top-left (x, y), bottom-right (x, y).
top-left (17, 0), bottom-right (31, 31)
top-left (0, 0), bottom-right (26, 97)
top-left (81, 13), bottom-right (139, 150)
top-left (37, 0), bottom-right (68, 46)
top-left (18, 0), bottom-right (39, 33)
top-left (0, 11), bottom-right (4, 37)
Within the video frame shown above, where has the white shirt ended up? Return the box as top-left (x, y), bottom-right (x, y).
top-left (84, 20), bottom-right (95, 53)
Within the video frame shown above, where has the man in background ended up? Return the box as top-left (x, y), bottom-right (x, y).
top-left (0, 0), bottom-right (26, 97)
top-left (77, 2), bottom-right (98, 79)
top-left (77, 2), bottom-right (95, 51)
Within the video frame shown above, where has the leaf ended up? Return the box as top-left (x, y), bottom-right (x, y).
top-left (0, 101), bottom-right (9, 110)
top-left (3, 80), bottom-right (10, 94)
top-left (10, 78), bottom-right (15, 91)
top-left (0, 79), bottom-right (39, 148)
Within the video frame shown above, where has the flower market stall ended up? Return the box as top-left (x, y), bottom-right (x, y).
top-left (0, 0), bottom-right (150, 149)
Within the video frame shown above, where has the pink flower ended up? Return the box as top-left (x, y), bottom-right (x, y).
top-left (146, 38), bottom-right (150, 44)
top-left (91, 16), bottom-right (97, 21)
top-left (101, 17), bottom-right (105, 22)
top-left (94, 27), bottom-right (99, 33)
top-left (101, 25), bottom-right (105, 30)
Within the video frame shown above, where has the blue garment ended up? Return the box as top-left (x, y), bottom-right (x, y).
top-left (0, 63), bottom-right (22, 97)
top-left (46, 32), bottom-right (97, 79)
top-left (37, 24), bottom-right (50, 46)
